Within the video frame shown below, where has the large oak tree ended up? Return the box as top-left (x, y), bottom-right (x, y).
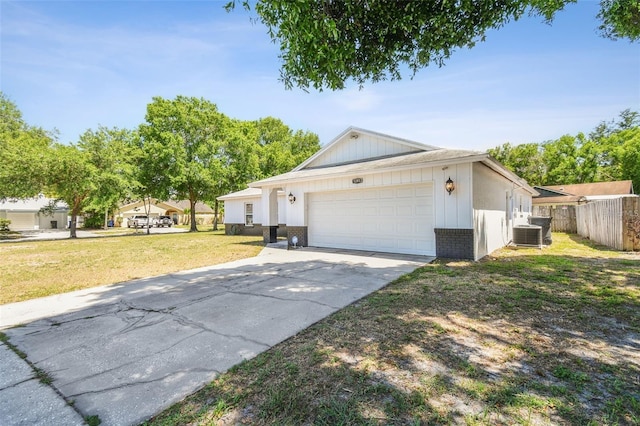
top-left (228, 0), bottom-right (639, 90)
top-left (0, 93), bottom-right (54, 200)
top-left (138, 96), bottom-right (228, 232)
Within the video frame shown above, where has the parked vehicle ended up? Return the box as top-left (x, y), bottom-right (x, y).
top-left (127, 215), bottom-right (151, 228)
top-left (153, 215), bottom-right (173, 228)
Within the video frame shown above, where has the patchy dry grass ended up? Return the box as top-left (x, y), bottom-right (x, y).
top-left (0, 230), bottom-right (263, 304)
top-left (145, 234), bottom-right (639, 425)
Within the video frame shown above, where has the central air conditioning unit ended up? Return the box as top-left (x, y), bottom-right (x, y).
top-left (513, 225), bottom-right (542, 248)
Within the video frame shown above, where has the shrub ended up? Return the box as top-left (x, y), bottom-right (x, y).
top-left (82, 212), bottom-right (104, 228)
top-left (0, 218), bottom-right (11, 231)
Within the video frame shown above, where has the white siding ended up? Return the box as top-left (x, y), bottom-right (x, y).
top-left (223, 199), bottom-right (251, 224)
top-left (38, 212), bottom-right (67, 229)
top-left (307, 134), bottom-right (421, 168)
top-left (222, 195), bottom-right (286, 225)
top-left (284, 162), bottom-right (473, 230)
top-left (434, 163), bottom-right (473, 229)
top-left (5, 212), bottom-right (37, 231)
top-left (473, 163), bottom-right (532, 259)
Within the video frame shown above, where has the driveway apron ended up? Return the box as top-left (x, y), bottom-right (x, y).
top-left (0, 245), bottom-right (431, 425)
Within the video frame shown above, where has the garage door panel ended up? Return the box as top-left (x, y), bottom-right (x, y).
top-left (362, 191), bottom-right (378, 200)
top-left (6, 213), bottom-right (36, 230)
top-left (308, 184), bottom-right (435, 256)
top-left (378, 206), bottom-right (394, 216)
top-left (397, 205), bottom-right (413, 216)
top-left (396, 187), bottom-right (413, 198)
top-left (396, 222), bottom-right (414, 234)
top-left (378, 188), bottom-right (394, 198)
top-left (397, 239), bottom-right (420, 250)
top-left (415, 222), bottom-right (433, 233)
top-left (415, 186), bottom-right (432, 197)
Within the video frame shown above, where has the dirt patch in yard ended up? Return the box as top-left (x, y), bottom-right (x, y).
top-left (146, 234), bottom-right (639, 425)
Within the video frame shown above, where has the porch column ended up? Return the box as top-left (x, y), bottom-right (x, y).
top-left (261, 187), bottom-right (278, 243)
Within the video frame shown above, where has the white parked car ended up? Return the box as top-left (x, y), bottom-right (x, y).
top-left (127, 215), bottom-right (151, 228)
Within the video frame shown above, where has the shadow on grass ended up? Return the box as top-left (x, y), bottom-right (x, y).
top-left (144, 250), bottom-right (639, 425)
top-left (567, 233), bottom-right (628, 254)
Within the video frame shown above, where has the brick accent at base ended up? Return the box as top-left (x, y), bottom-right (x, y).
top-left (263, 226), bottom-right (278, 243)
top-left (287, 226), bottom-right (308, 247)
top-left (225, 223), bottom-right (287, 237)
top-left (434, 228), bottom-right (475, 260)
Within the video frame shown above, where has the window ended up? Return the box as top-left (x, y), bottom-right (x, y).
top-left (245, 203), bottom-right (253, 226)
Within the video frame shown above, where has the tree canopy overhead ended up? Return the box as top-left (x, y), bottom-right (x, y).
top-left (0, 93), bottom-right (55, 200)
top-left (229, 0), bottom-right (639, 90)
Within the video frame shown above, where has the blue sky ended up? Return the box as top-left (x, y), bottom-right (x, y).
top-left (1, 0), bottom-right (638, 151)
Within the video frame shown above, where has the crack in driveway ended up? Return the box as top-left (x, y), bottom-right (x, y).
top-left (2, 248), bottom-right (429, 425)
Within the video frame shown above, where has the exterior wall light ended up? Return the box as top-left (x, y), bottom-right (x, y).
top-left (445, 177), bottom-right (455, 195)
top-left (288, 192), bottom-right (296, 204)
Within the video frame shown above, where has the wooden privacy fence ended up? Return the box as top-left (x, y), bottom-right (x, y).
top-left (532, 205), bottom-right (577, 233)
top-left (576, 197), bottom-right (640, 251)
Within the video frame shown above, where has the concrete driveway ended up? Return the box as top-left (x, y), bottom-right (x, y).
top-left (0, 244), bottom-right (431, 425)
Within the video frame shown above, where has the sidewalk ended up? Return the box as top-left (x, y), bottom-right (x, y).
top-left (1, 227), bottom-right (188, 243)
top-left (0, 342), bottom-right (85, 426)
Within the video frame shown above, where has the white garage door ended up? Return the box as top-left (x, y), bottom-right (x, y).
top-left (308, 184), bottom-right (434, 255)
top-left (5, 212), bottom-right (37, 231)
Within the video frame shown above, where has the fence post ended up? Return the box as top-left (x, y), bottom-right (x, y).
top-left (623, 197), bottom-right (640, 251)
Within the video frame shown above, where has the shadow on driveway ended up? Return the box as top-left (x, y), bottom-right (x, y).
top-left (1, 246), bottom-right (432, 425)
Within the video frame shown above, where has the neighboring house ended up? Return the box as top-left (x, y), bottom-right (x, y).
top-left (217, 188), bottom-right (287, 237)
top-left (116, 199), bottom-right (216, 227)
top-left (533, 180), bottom-right (635, 206)
top-left (0, 197), bottom-right (69, 231)
top-left (532, 180), bottom-right (636, 233)
top-left (219, 127), bottom-right (537, 260)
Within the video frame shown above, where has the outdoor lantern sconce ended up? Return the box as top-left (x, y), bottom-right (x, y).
top-left (445, 177), bottom-right (455, 195)
top-left (288, 192), bottom-right (296, 204)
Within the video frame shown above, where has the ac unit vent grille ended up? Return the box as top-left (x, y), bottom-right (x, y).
top-left (513, 226), bottom-right (542, 247)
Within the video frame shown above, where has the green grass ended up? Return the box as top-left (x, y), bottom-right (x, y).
top-left (144, 233), bottom-right (640, 425)
top-left (0, 230), bottom-right (263, 304)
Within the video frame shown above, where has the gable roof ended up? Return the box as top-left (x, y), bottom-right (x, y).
top-left (217, 188), bottom-right (286, 201)
top-left (294, 126), bottom-right (440, 171)
top-left (118, 199), bottom-right (215, 214)
top-left (250, 148), bottom-right (538, 195)
top-left (534, 180), bottom-right (634, 197)
top-left (0, 196), bottom-right (68, 212)
top-left (168, 200), bottom-right (215, 214)
top-left (217, 188), bottom-right (262, 201)
top-left (532, 180), bottom-right (635, 205)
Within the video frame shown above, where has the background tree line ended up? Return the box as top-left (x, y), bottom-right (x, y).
top-left (0, 93), bottom-right (320, 236)
top-left (488, 109), bottom-right (640, 190)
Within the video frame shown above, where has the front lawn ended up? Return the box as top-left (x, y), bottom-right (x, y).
top-left (0, 230), bottom-right (263, 304)
top-left (146, 234), bottom-right (639, 425)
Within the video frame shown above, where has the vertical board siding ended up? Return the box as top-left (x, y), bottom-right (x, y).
top-left (576, 197), bottom-right (640, 251)
top-left (308, 134), bottom-right (420, 168)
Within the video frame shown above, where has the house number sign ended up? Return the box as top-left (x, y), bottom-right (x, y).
top-left (352, 178), bottom-right (363, 184)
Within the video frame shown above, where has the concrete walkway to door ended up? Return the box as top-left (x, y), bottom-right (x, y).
top-left (0, 243), bottom-right (432, 426)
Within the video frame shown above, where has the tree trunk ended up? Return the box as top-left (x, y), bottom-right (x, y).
top-left (69, 204), bottom-right (81, 238)
top-left (104, 207), bottom-right (108, 230)
top-left (144, 196), bottom-right (151, 235)
top-left (190, 196), bottom-right (197, 232)
top-left (213, 199), bottom-right (219, 231)
top-left (69, 215), bottom-right (77, 238)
